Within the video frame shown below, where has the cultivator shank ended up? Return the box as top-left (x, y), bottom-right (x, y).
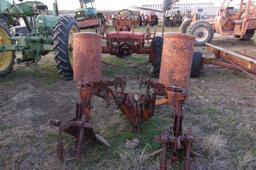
top-left (154, 33), bottom-right (196, 170)
top-left (51, 32), bottom-right (159, 159)
top-left (112, 78), bottom-right (157, 132)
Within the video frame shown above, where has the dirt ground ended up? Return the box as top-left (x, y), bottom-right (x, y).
top-left (0, 34), bottom-right (256, 170)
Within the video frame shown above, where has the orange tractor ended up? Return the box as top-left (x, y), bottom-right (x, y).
top-left (180, 0), bottom-right (256, 45)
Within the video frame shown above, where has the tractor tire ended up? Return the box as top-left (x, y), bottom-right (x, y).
top-left (238, 29), bottom-right (255, 41)
top-left (0, 18), bottom-right (15, 77)
top-left (53, 16), bottom-right (79, 80)
top-left (96, 13), bottom-right (105, 35)
top-left (151, 36), bottom-right (163, 78)
top-left (191, 51), bottom-right (203, 78)
top-left (253, 33), bottom-right (256, 45)
top-left (151, 49), bottom-right (203, 78)
top-left (164, 17), bottom-right (171, 27)
top-left (179, 18), bottom-right (192, 33)
top-left (187, 21), bottom-right (214, 46)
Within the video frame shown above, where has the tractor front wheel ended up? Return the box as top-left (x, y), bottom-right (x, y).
top-left (187, 21), bottom-right (214, 46)
top-left (238, 29), bottom-right (255, 41)
top-left (0, 18), bottom-right (15, 77)
top-left (53, 16), bottom-right (79, 80)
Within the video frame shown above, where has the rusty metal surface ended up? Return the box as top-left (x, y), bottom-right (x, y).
top-left (102, 14), bottom-right (153, 58)
top-left (50, 77), bottom-right (159, 160)
top-left (111, 77), bottom-right (156, 132)
top-left (77, 16), bottom-right (100, 29)
top-left (114, 18), bottom-right (139, 31)
top-left (102, 31), bottom-right (151, 56)
top-left (140, 78), bottom-right (195, 170)
top-left (50, 82), bottom-right (113, 160)
top-left (206, 43), bottom-right (256, 75)
top-left (155, 128), bottom-right (194, 170)
top-left (159, 33), bottom-right (195, 88)
top-left (166, 89), bottom-right (187, 137)
top-left (73, 32), bottom-right (102, 83)
top-left (203, 58), bottom-right (241, 71)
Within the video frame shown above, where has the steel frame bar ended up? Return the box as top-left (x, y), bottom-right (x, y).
top-left (206, 43), bottom-right (256, 74)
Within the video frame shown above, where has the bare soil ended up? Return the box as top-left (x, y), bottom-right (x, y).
top-left (0, 34), bottom-right (255, 170)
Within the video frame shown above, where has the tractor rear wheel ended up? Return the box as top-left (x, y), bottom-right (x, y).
top-left (0, 18), bottom-right (15, 77)
top-left (151, 36), bottom-right (163, 78)
top-left (238, 29), bottom-right (255, 41)
top-left (179, 18), bottom-right (192, 33)
top-left (187, 21), bottom-right (214, 46)
top-left (53, 16), bottom-right (79, 80)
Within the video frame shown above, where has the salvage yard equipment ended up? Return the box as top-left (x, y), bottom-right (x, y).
top-left (151, 33), bottom-right (197, 170)
top-left (192, 42), bottom-right (256, 78)
top-left (164, 11), bottom-right (183, 27)
top-left (182, 0), bottom-right (256, 45)
top-left (113, 9), bottom-right (140, 31)
top-left (0, 0), bottom-right (79, 79)
top-left (50, 33), bottom-right (159, 159)
top-left (50, 32), bottom-right (199, 170)
top-left (101, 7), bottom-right (200, 78)
top-left (101, 8), bottom-right (163, 76)
top-left (145, 12), bottom-right (159, 26)
top-left (75, 0), bottom-right (105, 32)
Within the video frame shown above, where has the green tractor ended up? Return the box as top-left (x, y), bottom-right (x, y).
top-left (0, 0), bottom-right (79, 80)
top-left (75, 0), bottom-right (105, 30)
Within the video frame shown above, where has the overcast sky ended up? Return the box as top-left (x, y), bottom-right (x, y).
top-left (38, 0), bottom-right (224, 10)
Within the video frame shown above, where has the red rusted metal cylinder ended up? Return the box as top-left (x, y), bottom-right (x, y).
top-left (159, 33), bottom-right (195, 88)
top-left (73, 32), bottom-right (102, 83)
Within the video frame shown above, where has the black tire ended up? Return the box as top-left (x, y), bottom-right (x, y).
top-left (0, 17), bottom-right (9, 30)
top-left (179, 19), bottom-right (192, 33)
top-left (164, 17), bottom-right (173, 27)
top-left (53, 16), bottom-right (79, 80)
top-left (151, 36), bottom-right (163, 77)
top-left (238, 29), bottom-right (255, 41)
top-left (155, 16), bottom-right (159, 26)
top-left (190, 51), bottom-right (203, 78)
top-left (97, 13), bottom-right (105, 26)
top-left (187, 21), bottom-right (214, 46)
top-left (0, 18), bottom-right (15, 77)
top-left (96, 13), bottom-right (105, 35)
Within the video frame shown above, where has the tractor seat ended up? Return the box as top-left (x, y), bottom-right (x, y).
top-left (232, 19), bottom-right (243, 25)
top-left (107, 32), bottom-right (145, 39)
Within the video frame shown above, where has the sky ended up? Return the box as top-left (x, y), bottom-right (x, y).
top-left (35, 0), bottom-right (224, 10)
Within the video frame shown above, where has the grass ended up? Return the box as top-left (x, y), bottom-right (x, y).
top-left (74, 109), bottom-right (169, 169)
top-left (0, 61), bottom-right (59, 85)
top-left (237, 149), bottom-right (256, 170)
top-left (0, 124), bottom-right (15, 131)
top-left (0, 26), bottom-right (256, 169)
top-left (102, 54), bottom-right (150, 78)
